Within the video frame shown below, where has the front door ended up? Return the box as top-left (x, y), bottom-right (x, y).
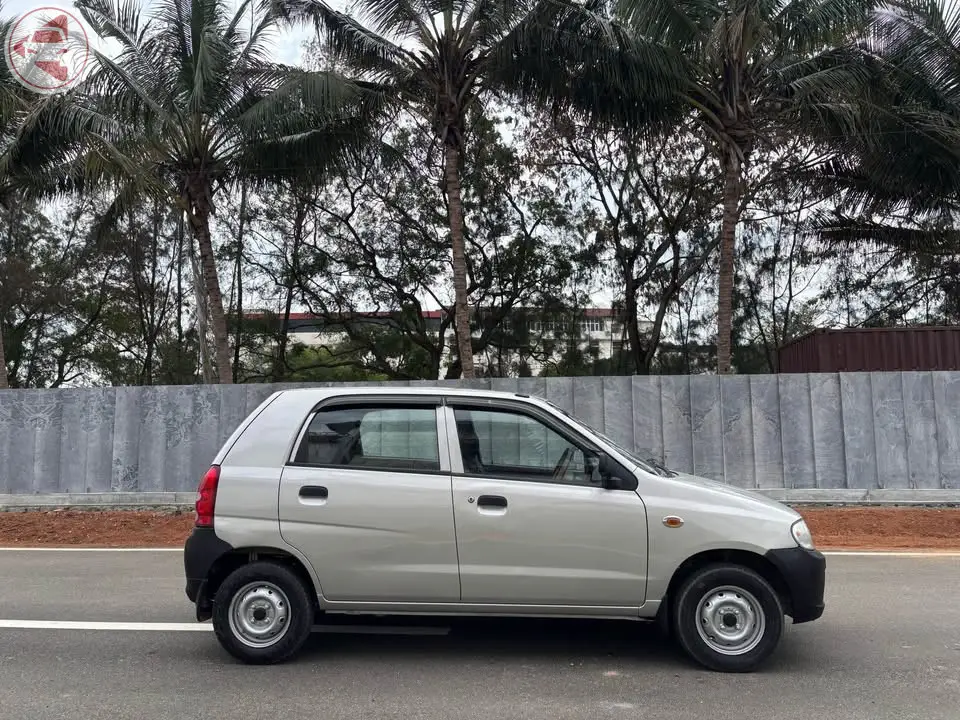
top-left (279, 397), bottom-right (459, 603)
top-left (446, 402), bottom-right (648, 608)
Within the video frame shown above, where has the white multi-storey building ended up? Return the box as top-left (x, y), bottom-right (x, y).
top-left (247, 307), bottom-right (651, 378)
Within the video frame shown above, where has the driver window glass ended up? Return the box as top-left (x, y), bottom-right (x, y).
top-left (453, 407), bottom-right (590, 485)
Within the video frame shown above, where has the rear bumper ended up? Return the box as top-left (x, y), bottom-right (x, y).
top-left (764, 546), bottom-right (826, 624)
top-left (184, 526), bottom-right (234, 617)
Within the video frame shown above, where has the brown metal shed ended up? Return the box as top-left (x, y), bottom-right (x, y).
top-left (776, 326), bottom-right (960, 373)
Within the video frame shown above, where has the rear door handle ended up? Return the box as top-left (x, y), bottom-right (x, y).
top-left (477, 495), bottom-right (507, 509)
top-left (299, 485), bottom-right (328, 499)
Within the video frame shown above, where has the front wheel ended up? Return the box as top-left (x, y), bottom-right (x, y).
top-left (212, 561), bottom-right (315, 664)
top-left (672, 563), bottom-right (784, 672)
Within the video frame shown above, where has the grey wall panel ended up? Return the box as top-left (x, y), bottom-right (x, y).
top-left (516, 377), bottom-right (547, 401)
top-left (871, 372), bottom-right (909, 490)
top-left (600, 376), bottom-right (633, 450)
top-left (137, 387), bottom-right (169, 493)
top-left (544, 377), bottom-right (574, 413)
top-left (720, 375), bottom-right (756, 489)
top-left (839, 373), bottom-right (878, 490)
top-left (572, 377), bottom-right (603, 433)
top-left (0, 393), bottom-right (12, 493)
top-left (749, 375), bottom-right (783, 489)
top-left (110, 388), bottom-right (142, 491)
top-left (1, 371), bottom-right (959, 496)
top-left (689, 376), bottom-right (723, 481)
top-left (809, 374), bottom-right (846, 489)
top-left (902, 372), bottom-right (940, 490)
top-left (631, 376), bottom-right (663, 462)
top-left (660, 375), bottom-right (693, 474)
top-left (32, 391), bottom-right (63, 495)
top-left (490, 378), bottom-right (520, 394)
top-left (778, 374), bottom-right (816, 490)
top-left (932, 372), bottom-right (960, 489)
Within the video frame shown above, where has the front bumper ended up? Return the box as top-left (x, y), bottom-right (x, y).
top-left (764, 546), bottom-right (826, 623)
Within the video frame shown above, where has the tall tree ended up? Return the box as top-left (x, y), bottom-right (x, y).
top-left (614, 0), bottom-right (874, 373)
top-left (61, 0), bottom-right (379, 383)
top-left (280, 0), bottom-right (677, 378)
top-left (531, 117), bottom-right (722, 373)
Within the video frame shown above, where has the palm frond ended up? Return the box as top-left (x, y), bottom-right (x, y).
top-left (489, 0), bottom-right (686, 129)
top-left (272, 0), bottom-right (415, 81)
top-left (777, 0), bottom-right (876, 53)
top-left (812, 211), bottom-right (960, 255)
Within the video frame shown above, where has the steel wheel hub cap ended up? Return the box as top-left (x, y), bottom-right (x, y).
top-left (228, 581), bottom-right (291, 648)
top-left (695, 585), bottom-right (765, 656)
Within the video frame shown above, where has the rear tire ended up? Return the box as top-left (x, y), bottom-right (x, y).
top-left (672, 563), bottom-right (784, 673)
top-left (212, 561), bottom-right (314, 664)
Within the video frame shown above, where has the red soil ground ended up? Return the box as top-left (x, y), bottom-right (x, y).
top-left (0, 507), bottom-right (958, 550)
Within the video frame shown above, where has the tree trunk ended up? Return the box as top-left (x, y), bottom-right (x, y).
top-left (716, 153), bottom-right (742, 375)
top-left (444, 145), bottom-right (474, 379)
top-left (624, 278), bottom-right (644, 375)
top-left (275, 197), bottom-right (305, 381)
top-left (232, 184), bottom-right (248, 383)
top-left (190, 240), bottom-right (215, 384)
top-left (186, 182), bottom-right (232, 385)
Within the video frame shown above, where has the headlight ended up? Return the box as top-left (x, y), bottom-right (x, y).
top-left (791, 519), bottom-right (815, 550)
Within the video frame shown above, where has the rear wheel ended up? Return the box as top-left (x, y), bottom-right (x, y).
top-left (672, 563), bottom-right (784, 672)
top-left (212, 561), bottom-right (314, 664)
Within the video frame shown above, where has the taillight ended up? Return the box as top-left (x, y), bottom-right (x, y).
top-left (195, 465), bottom-right (220, 527)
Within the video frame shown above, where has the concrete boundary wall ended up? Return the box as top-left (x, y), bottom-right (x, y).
top-left (1, 373), bottom-right (958, 502)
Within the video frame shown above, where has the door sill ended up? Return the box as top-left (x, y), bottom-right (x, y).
top-left (318, 600), bottom-right (643, 620)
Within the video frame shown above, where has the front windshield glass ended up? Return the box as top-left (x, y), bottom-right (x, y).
top-left (544, 400), bottom-right (677, 477)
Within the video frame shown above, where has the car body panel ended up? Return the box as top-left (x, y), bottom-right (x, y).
top-left (278, 465), bottom-right (461, 602)
top-left (451, 476), bottom-right (648, 607)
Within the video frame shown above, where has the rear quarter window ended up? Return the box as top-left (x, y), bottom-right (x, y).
top-left (293, 404), bottom-right (440, 472)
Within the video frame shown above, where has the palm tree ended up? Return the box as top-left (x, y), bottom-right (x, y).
top-left (0, 5), bottom-right (61, 389)
top-left (61, 0), bottom-right (379, 383)
top-left (814, 0), bottom-right (960, 254)
top-left (277, 0), bottom-right (679, 378)
top-left (614, 0), bottom-right (874, 373)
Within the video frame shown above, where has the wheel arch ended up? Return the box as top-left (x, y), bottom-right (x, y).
top-left (656, 548), bottom-right (793, 628)
top-left (198, 546), bottom-right (319, 621)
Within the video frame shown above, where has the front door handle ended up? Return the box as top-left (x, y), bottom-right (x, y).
top-left (299, 485), bottom-right (328, 499)
top-left (477, 495), bottom-right (507, 509)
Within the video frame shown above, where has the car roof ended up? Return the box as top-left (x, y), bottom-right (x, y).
top-left (274, 385), bottom-right (545, 402)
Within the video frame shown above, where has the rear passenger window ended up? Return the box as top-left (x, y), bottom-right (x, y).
top-left (293, 405), bottom-right (440, 472)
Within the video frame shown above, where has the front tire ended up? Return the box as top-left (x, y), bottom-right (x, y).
top-left (212, 561), bottom-right (314, 664)
top-left (672, 563), bottom-right (784, 672)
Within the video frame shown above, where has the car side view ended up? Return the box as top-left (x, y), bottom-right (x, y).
top-left (183, 387), bottom-right (825, 672)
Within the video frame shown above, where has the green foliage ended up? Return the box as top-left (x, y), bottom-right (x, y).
top-left (3, 0), bottom-right (960, 386)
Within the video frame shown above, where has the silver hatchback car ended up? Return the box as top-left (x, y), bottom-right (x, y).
top-left (184, 387), bottom-right (824, 672)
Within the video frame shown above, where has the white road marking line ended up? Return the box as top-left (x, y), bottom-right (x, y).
top-left (0, 619), bottom-right (449, 635)
top-left (0, 547), bottom-right (180, 553)
top-left (0, 620), bottom-right (209, 631)
top-left (822, 551), bottom-right (960, 557)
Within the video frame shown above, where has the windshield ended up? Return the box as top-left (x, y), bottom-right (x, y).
top-left (543, 400), bottom-right (677, 477)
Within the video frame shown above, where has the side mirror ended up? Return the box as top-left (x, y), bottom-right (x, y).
top-left (585, 452), bottom-right (623, 489)
top-left (585, 454), bottom-right (602, 484)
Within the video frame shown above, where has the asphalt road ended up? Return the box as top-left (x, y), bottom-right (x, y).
top-left (0, 550), bottom-right (958, 720)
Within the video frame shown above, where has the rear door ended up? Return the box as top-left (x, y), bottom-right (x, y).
top-left (279, 395), bottom-right (460, 603)
top-left (446, 399), bottom-right (648, 609)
